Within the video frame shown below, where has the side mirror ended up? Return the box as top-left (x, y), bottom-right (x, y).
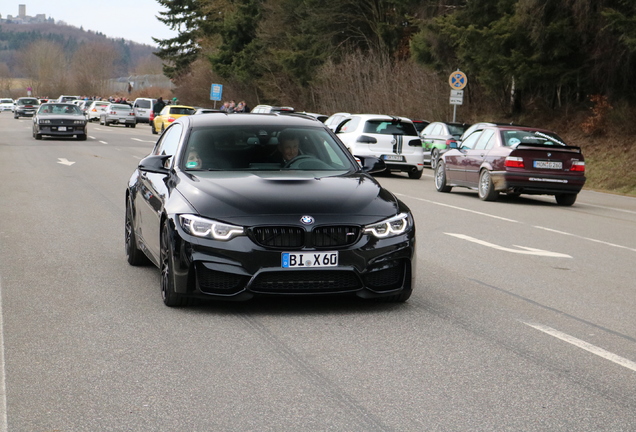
top-left (358, 156), bottom-right (386, 174)
top-left (356, 135), bottom-right (377, 144)
top-left (139, 154), bottom-right (171, 174)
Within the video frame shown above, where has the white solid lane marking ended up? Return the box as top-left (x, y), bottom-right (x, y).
top-left (0, 278), bottom-right (8, 432)
top-left (395, 194), bottom-right (518, 223)
top-left (445, 233), bottom-right (572, 258)
top-left (534, 226), bottom-right (636, 253)
top-left (522, 322), bottom-right (636, 372)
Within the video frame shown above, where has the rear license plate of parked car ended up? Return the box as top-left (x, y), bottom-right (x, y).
top-left (383, 155), bottom-right (405, 162)
top-left (58, 126), bottom-right (67, 131)
top-left (534, 160), bottom-right (562, 169)
top-left (282, 252), bottom-right (338, 268)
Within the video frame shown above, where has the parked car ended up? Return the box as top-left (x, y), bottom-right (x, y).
top-left (324, 112), bottom-right (351, 131)
top-left (335, 114), bottom-right (424, 179)
top-left (410, 119), bottom-right (430, 134)
top-left (420, 121), bottom-right (471, 169)
top-left (296, 112), bottom-right (328, 123)
top-left (99, 103), bottom-right (137, 127)
top-left (14, 97), bottom-right (40, 118)
top-left (0, 98), bottom-right (14, 112)
top-left (125, 113), bottom-right (415, 306)
top-left (132, 97), bottom-right (157, 123)
top-left (86, 101), bottom-right (110, 122)
top-left (250, 105), bottom-right (295, 114)
top-left (434, 125), bottom-right (586, 205)
top-left (56, 95), bottom-right (80, 103)
top-left (193, 107), bottom-right (222, 115)
top-left (32, 103), bottom-right (87, 141)
top-left (151, 105), bottom-right (196, 134)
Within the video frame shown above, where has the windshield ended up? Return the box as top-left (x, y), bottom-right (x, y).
top-left (39, 104), bottom-right (82, 115)
top-left (502, 129), bottom-right (567, 147)
top-left (181, 126), bottom-right (356, 172)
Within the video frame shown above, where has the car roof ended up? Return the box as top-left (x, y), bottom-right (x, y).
top-left (349, 114), bottom-right (414, 122)
top-left (177, 112), bottom-right (329, 129)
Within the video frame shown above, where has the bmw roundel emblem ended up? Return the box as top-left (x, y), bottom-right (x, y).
top-left (300, 215), bottom-right (314, 225)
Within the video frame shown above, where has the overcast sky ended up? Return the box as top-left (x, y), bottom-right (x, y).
top-left (1, 1), bottom-right (178, 46)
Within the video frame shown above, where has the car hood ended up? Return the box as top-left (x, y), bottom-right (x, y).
top-left (175, 171), bottom-right (401, 225)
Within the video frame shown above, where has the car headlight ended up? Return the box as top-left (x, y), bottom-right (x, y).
top-left (179, 214), bottom-right (244, 241)
top-left (39, 119), bottom-right (51, 124)
top-left (363, 213), bottom-right (412, 238)
top-left (73, 120), bottom-right (85, 124)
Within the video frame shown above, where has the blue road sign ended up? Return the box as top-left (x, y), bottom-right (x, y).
top-left (210, 84), bottom-right (223, 101)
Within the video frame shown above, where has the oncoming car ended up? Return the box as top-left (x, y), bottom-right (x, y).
top-left (125, 113), bottom-right (416, 306)
top-left (32, 103), bottom-right (88, 140)
top-left (335, 114), bottom-right (424, 179)
top-left (434, 125), bottom-right (586, 205)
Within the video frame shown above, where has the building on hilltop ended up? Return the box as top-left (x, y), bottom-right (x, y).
top-left (0, 4), bottom-right (53, 24)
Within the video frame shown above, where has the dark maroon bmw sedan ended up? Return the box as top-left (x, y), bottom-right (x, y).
top-left (434, 125), bottom-right (586, 206)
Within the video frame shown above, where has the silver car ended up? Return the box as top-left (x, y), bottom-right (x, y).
top-left (99, 103), bottom-right (137, 127)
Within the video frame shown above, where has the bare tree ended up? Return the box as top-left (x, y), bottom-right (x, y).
top-left (17, 40), bottom-right (68, 97)
top-left (70, 42), bottom-right (120, 96)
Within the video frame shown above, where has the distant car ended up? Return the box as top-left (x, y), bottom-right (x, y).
top-left (193, 107), bottom-right (222, 115)
top-left (434, 125), bottom-right (586, 206)
top-left (335, 114), bottom-right (424, 179)
top-left (86, 101), bottom-right (110, 122)
top-left (56, 95), bottom-right (80, 103)
top-left (14, 97), bottom-right (40, 118)
top-left (125, 113), bottom-right (415, 306)
top-left (324, 112), bottom-right (351, 131)
top-left (0, 98), bottom-right (14, 112)
top-left (99, 103), bottom-right (137, 127)
top-left (32, 103), bottom-right (87, 141)
top-left (410, 119), bottom-right (430, 134)
top-left (152, 105), bottom-right (196, 134)
top-left (420, 121), bottom-right (470, 169)
top-left (250, 105), bottom-right (295, 114)
top-left (296, 112), bottom-right (328, 123)
top-left (132, 97), bottom-right (157, 123)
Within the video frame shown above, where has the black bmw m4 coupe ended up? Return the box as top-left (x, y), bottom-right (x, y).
top-left (125, 113), bottom-right (416, 306)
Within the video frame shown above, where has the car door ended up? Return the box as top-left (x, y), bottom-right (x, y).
top-left (443, 130), bottom-right (482, 183)
top-left (464, 129), bottom-right (496, 185)
top-left (136, 123), bottom-right (183, 261)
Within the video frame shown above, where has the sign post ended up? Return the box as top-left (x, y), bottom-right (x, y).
top-left (210, 83), bottom-right (223, 109)
top-left (448, 70), bottom-right (467, 122)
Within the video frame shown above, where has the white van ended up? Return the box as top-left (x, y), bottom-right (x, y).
top-left (133, 98), bottom-right (157, 123)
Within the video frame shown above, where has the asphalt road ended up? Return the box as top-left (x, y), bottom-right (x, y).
top-left (0, 113), bottom-right (635, 431)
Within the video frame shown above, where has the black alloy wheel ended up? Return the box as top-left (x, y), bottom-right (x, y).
top-left (125, 200), bottom-right (149, 266)
top-left (160, 223), bottom-right (189, 307)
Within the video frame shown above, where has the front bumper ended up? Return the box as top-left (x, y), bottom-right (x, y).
top-left (36, 125), bottom-right (87, 136)
top-left (167, 221), bottom-right (416, 301)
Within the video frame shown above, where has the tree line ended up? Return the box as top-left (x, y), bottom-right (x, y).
top-left (154, 0), bottom-right (636, 116)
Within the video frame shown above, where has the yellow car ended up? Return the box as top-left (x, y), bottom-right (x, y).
top-left (151, 105), bottom-right (196, 134)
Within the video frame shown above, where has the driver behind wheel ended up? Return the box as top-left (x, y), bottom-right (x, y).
top-left (278, 130), bottom-right (300, 163)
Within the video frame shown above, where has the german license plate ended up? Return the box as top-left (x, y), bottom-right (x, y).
top-left (534, 160), bottom-right (562, 169)
top-left (282, 251), bottom-right (338, 268)
top-left (383, 154), bottom-right (405, 162)
top-left (58, 126), bottom-right (67, 131)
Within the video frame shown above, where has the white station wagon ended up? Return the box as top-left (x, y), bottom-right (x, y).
top-left (335, 114), bottom-right (424, 179)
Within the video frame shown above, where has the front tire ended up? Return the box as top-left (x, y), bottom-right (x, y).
top-left (125, 200), bottom-right (149, 266)
top-left (160, 223), bottom-right (189, 307)
top-left (435, 161), bottom-right (452, 192)
top-left (478, 169), bottom-right (499, 201)
top-left (555, 193), bottom-right (577, 206)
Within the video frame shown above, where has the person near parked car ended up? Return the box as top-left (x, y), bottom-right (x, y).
top-left (153, 97), bottom-right (166, 115)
